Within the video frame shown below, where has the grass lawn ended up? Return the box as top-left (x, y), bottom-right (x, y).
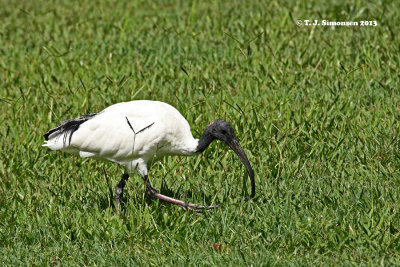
top-left (1, 0), bottom-right (400, 265)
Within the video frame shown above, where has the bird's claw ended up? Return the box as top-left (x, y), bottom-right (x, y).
top-left (184, 203), bottom-right (221, 213)
top-left (146, 184), bottom-right (220, 212)
top-left (115, 187), bottom-right (124, 206)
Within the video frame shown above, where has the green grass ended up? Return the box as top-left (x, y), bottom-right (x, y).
top-left (1, 0), bottom-right (400, 265)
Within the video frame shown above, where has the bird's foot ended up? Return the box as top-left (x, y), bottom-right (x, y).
top-left (115, 186), bottom-right (123, 206)
top-left (115, 178), bottom-right (128, 207)
top-left (145, 183), bottom-right (219, 212)
top-left (114, 172), bottom-right (129, 207)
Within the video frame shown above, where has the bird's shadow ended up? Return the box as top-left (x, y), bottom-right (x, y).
top-left (98, 180), bottom-right (219, 212)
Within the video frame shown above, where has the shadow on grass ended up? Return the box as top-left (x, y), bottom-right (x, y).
top-left (97, 179), bottom-right (220, 213)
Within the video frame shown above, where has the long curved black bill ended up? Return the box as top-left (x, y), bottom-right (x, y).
top-left (227, 138), bottom-right (255, 197)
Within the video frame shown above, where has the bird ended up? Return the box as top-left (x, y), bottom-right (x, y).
top-left (43, 100), bottom-right (255, 211)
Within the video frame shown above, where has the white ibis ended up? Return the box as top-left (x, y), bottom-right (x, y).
top-left (43, 100), bottom-right (255, 211)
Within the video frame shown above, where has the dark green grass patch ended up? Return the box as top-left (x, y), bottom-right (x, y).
top-left (1, 0), bottom-right (400, 265)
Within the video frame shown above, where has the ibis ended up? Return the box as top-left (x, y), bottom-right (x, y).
top-left (43, 100), bottom-right (255, 211)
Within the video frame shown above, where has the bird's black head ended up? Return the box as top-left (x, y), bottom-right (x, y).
top-left (196, 119), bottom-right (255, 198)
top-left (207, 118), bottom-right (236, 144)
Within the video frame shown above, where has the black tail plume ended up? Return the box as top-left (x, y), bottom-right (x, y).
top-left (44, 113), bottom-right (96, 145)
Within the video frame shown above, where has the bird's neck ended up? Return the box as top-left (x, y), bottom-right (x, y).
top-left (195, 131), bottom-right (215, 153)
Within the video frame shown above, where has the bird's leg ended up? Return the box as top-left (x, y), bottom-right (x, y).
top-left (115, 171), bottom-right (130, 206)
top-left (142, 175), bottom-right (220, 212)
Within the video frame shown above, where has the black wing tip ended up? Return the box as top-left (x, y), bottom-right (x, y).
top-left (43, 113), bottom-right (97, 142)
top-left (44, 129), bottom-right (56, 141)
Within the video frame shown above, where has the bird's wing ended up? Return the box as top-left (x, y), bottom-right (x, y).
top-left (70, 109), bottom-right (164, 161)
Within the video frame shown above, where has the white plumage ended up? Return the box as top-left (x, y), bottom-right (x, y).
top-left (44, 100), bottom-right (197, 177)
top-left (44, 100), bottom-right (255, 211)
